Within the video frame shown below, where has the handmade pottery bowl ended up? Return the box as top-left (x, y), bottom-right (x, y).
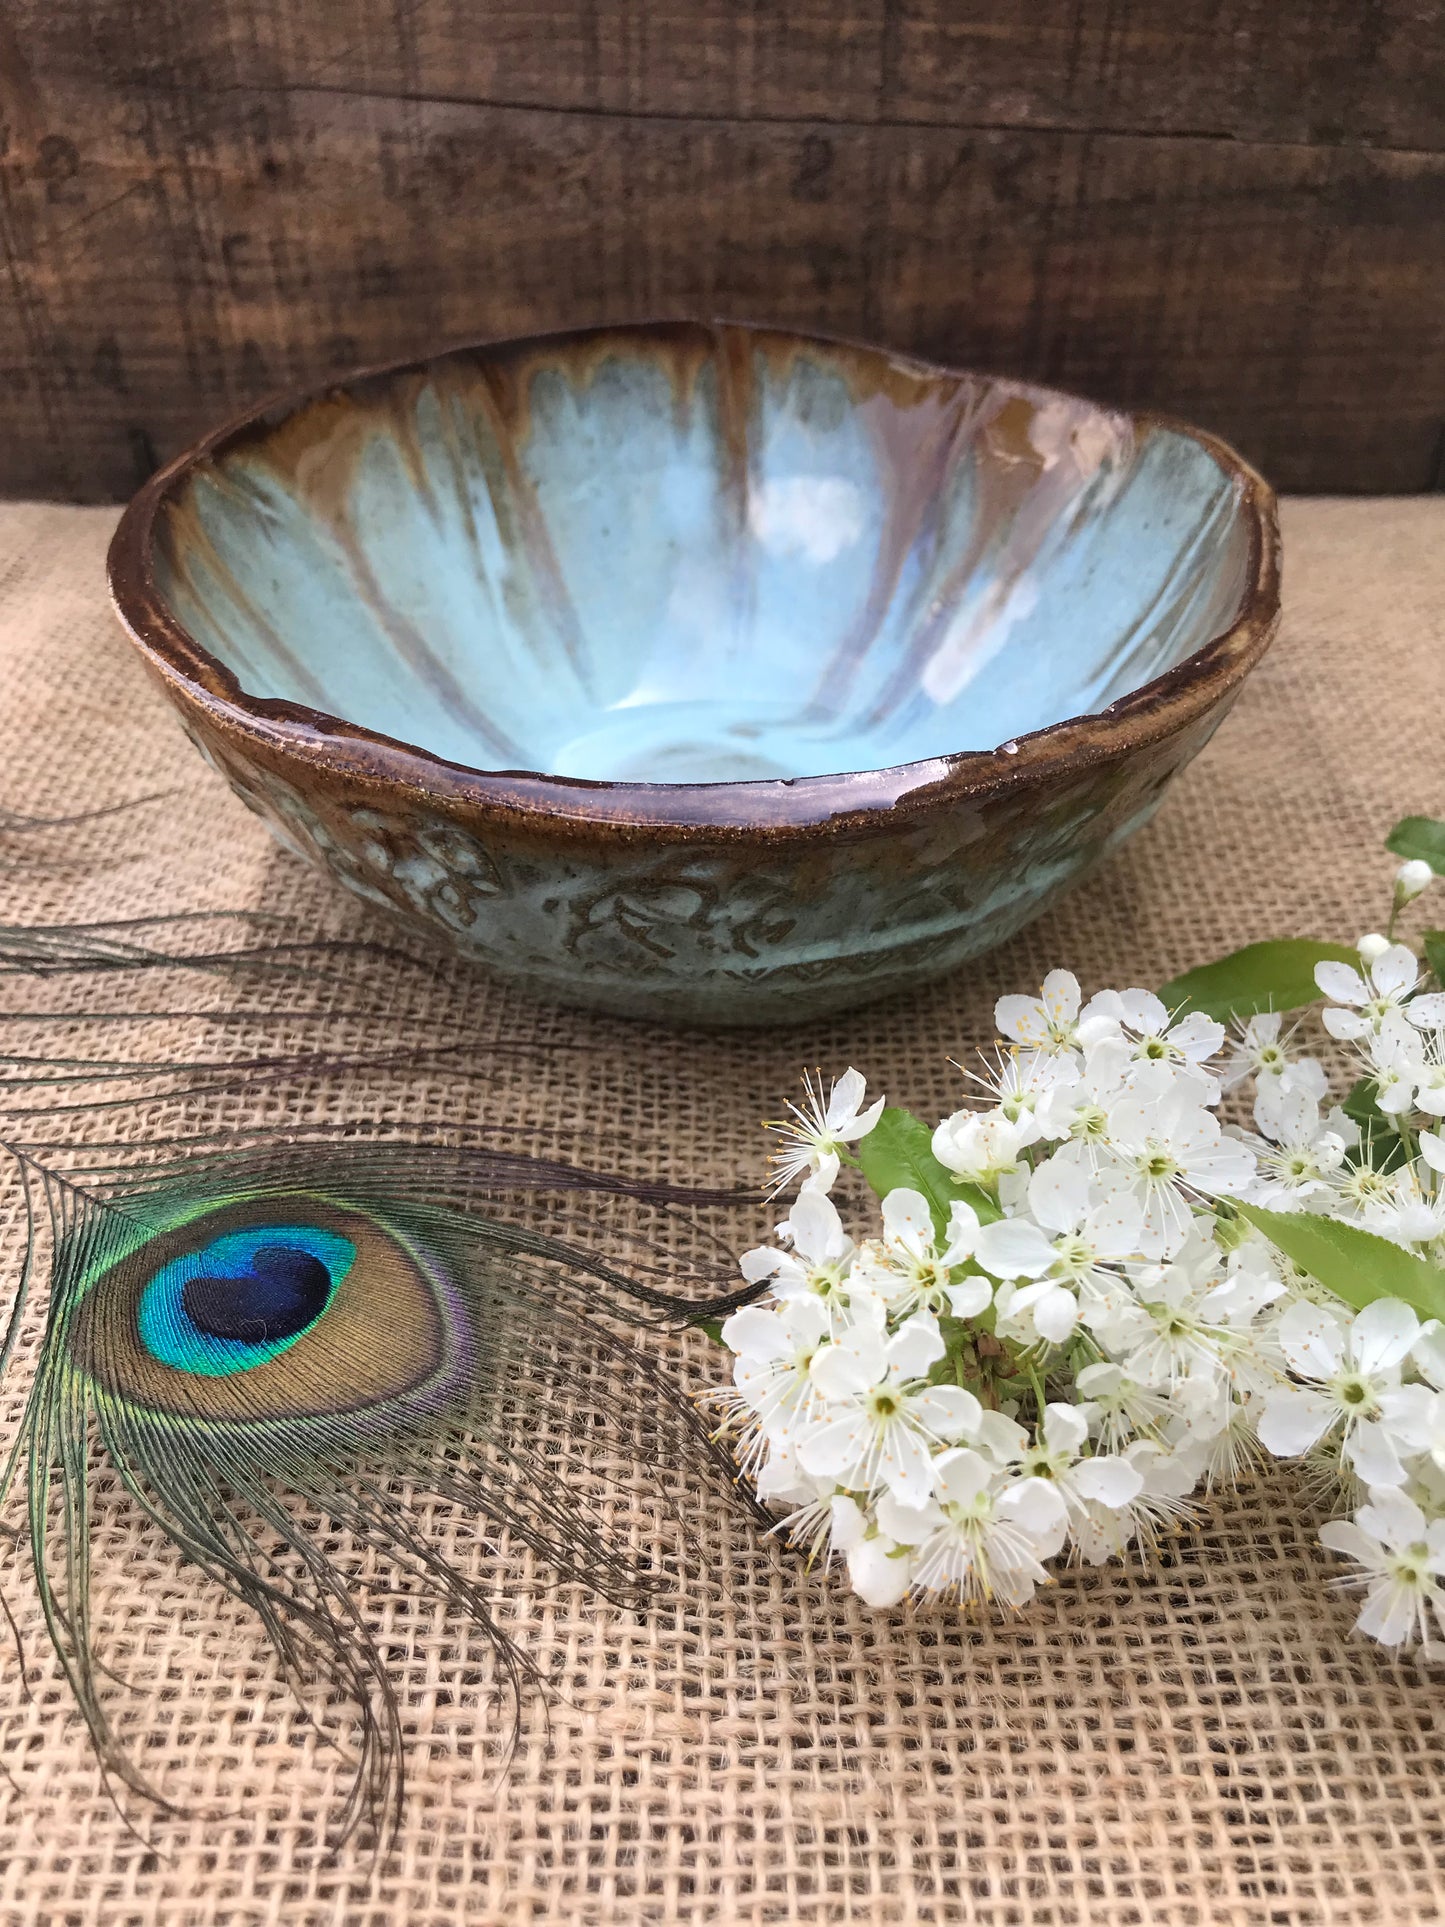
top-left (108, 322), bottom-right (1278, 1027)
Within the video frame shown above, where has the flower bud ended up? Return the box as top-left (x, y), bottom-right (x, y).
top-left (1357, 932), bottom-right (1391, 964)
top-left (1395, 858), bottom-right (1434, 902)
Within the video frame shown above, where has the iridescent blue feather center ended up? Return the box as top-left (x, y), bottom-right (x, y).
top-left (137, 1225), bottom-right (356, 1376)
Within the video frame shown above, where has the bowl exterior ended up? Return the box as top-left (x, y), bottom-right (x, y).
top-left (158, 681), bottom-right (1243, 1026)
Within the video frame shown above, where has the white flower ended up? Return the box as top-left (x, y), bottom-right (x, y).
top-left (974, 1157), bottom-right (1143, 1345)
top-left (1015, 1402), bottom-right (1144, 1529)
top-left (1332, 1157), bottom-right (1410, 1226)
top-left (1351, 1163), bottom-right (1445, 1251)
top-left (772, 1481), bottom-right (867, 1562)
top-left (1091, 1229), bottom-right (1273, 1394)
top-left (1087, 1079), bottom-right (1257, 1256)
top-left (847, 1540), bottom-right (915, 1606)
top-left (1251, 1057), bottom-right (1339, 1136)
top-left (1242, 1083), bottom-right (1351, 1211)
top-left (1078, 988), bottom-right (1226, 1099)
top-left (1165, 1380), bottom-right (1268, 1491)
top-left (741, 1187), bottom-right (860, 1328)
top-left (932, 1108), bottom-right (1026, 1188)
top-left (716, 1295), bottom-right (832, 1471)
top-left (1358, 1009), bottom-right (1430, 1117)
top-left (847, 1538), bottom-right (916, 1607)
top-left (1409, 1035), bottom-right (1445, 1118)
top-left (1319, 1486), bottom-right (1445, 1647)
top-left (1412, 1317), bottom-right (1445, 1390)
top-left (764, 1066), bottom-right (885, 1196)
top-left (1067, 1438), bottom-right (1199, 1562)
top-left (1257, 1298), bottom-right (1435, 1484)
top-left (963, 1048), bottom-right (1079, 1149)
top-left (1326, 1112), bottom-right (1445, 1249)
top-left (798, 1312), bottom-right (981, 1506)
top-left (851, 1189), bottom-right (994, 1321)
top-left (995, 970), bottom-right (1085, 1054)
top-left (1370, 1012), bottom-right (1445, 1118)
top-left (1415, 1397), bottom-right (1445, 1481)
top-left (755, 1451), bottom-right (817, 1509)
top-left (874, 1448), bottom-right (1069, 1605)
top-left (1212, 1237), bottom-right (1288, 1321)
top-left (1033, 1041), bottom-right (1133, 1152)
top-left (1408, 1330), bottom-right (1445, 1479)
top-left (988, 1278), bottom-right (1069, 1351)
top-left (817, 1494), bottom-right (919, 1605)
top-left (1396, 858), bottom-right (1435, 904)
top-left (1220, 1011), bottom-right (1325, 1096)
top-left (724, 916), bottom-right (1445, 1640)
top-left (1316, 943), bottom-right (1442, 1041)
top-left (1074, 1360), bottom-right (1171, 1451)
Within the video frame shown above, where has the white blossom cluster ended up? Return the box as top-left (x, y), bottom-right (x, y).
top-left (712, 856), bottom-right (1445, 1652)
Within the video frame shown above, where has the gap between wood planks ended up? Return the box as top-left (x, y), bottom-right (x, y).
top-left (85, 74), bottom-right (1445, 161)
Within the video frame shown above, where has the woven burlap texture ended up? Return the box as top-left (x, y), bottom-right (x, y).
top-left (1, 499), bottom-right (1443, 1927)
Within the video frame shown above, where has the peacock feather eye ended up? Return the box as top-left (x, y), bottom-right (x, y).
top-left (137, 1225), bottom-right (352, 1375)
top-left (3, 1142), bottom-right (756, 1849)
top-left (71, 1192), bottom-right (466, 1422)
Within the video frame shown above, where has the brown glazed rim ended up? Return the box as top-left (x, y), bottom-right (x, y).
top-left (107, 320), bottom-right (1281, 845)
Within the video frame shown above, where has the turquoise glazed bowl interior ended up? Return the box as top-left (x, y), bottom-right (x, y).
top-left (109, 322), bottom-right (1279, 1026)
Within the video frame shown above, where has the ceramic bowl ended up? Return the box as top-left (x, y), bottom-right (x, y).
top-left (108, 322), bottom-right (1279, 1027)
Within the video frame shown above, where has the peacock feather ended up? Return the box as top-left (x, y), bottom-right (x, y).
top-left (0, 793), bottom-right (175, 878)
top-left (0, 903), bottom-right (762, 1852)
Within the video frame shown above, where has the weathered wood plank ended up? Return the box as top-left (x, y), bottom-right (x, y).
top-left (2, 75), bottom-right (1443, 497)
top-left (886, 0), bottom-right (1445, 150)
top-left (12, 0), bottom-right (1445, 147)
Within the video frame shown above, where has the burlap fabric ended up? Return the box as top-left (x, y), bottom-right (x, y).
top-left (1, 498), bottom-right (1443, 1926)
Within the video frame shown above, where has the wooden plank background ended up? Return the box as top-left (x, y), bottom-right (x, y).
top-left (2, 0), bottom-right (1443, 500)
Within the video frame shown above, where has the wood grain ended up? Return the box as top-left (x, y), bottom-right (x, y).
top-left (2, 2), bottom-right (1444, 499)
top-left (16, 0), bottom-right (1445, 145)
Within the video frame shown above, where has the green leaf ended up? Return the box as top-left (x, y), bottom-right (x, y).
top-left (1232, 1200), bottom-right (1445, 1321)
top-left (1159, 939), bottom-right (1359, 1023)
top-left (693, 1318), bottom-right (727, 1345)
top-left (1386, 815), bottom-right (1445, 875)
top-left (1424, 930), bottom-right (1445, 988)
top-left (855, 1106), bottom-right (1000, 1238)
top-left (1341, 1077), bottom-right (1380, 1130)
